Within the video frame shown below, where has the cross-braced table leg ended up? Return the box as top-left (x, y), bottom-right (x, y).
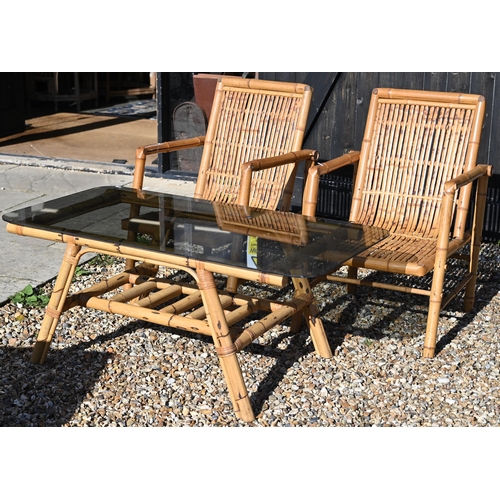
top-left (196, 263), bottom-right (255, 422)
top-left (31, 242), bottom-right (82, 364)
top-left (292, 277), bottom-right (333, 359)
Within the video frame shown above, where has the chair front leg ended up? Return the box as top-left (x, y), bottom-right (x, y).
top-left (424, 271), bottom-right (445, 359)
top-left (423, 188), bottom-right (455, 358)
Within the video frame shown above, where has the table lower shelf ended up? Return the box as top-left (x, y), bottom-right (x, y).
top-left (25, 238), bottom-right (333, 422)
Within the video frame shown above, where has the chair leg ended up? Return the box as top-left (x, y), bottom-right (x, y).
top-left (225, 234), bottom-right (246, 293)
top-left (464, 246), bottom-right (480, 313)
top-left (423, 266), bottom-right (447, 359)
top-left (31, 242), bottom-right (81, 364)
top-left (290, 311), bottom-right (303, 333)
top-left (226, 276), bottom-right (240, 293)
top-left (347, 265), bottom-right (358, 293)
top-left (423, 301), bottom-right (441, 358)
top-left (464, 174), bottom-right (489, 312)
top-left (124, 202), bottom-right (143, 289)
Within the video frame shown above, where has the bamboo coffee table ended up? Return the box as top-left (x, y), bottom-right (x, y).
top-left (4, 186), bottom-right (387, 422)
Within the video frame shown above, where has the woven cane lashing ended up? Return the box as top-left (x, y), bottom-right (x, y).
top-left (355, 101), bottom-right (475, 239)
top-left (202, 88), bottom-right (303, 210)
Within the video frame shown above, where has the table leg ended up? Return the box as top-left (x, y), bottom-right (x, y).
top-left (292, 277), bottom-right (333, 359)
top-left (196, 263), bottom-right (255, 422)
top-left (31, 242), bottom-right (82, 364)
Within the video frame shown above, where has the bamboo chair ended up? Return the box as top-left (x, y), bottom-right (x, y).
top-left (302, 87), bottom-right (493, 358)
top-left (126, 77), bottom-right (317, 291)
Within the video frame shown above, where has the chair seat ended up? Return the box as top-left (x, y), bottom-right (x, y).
top-left (344, 232), bottom-right (470, 277)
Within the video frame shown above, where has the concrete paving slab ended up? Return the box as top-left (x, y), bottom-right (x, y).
top-left (0, 162), bottom-right (196, 305)
top-left (0, 234), bottom-right (71, 301)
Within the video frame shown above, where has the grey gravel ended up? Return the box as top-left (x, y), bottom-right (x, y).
top-left (1, 244), bottom-right (499, 427)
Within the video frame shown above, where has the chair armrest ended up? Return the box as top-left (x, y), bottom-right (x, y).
top-left (136, 136), bottom-right (206, 158)
top-left (237, 149), bottom-right (319, 207)
top-left (301, 151), bottom-right (361, 217)
top-left (444, 164), bottom-right (493, 194)
top-left (437, 164), bottom-right (493, 247)
top-left (132, 136), bottom-right (206, 189)
top-left (443, 164), bottom-right (493, 241)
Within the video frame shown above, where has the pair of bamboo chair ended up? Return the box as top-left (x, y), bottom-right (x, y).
top-left (131, 79), bottom-right (492, 359)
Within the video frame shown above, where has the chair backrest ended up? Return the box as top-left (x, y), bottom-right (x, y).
top-left (351, 88), bottom-right (486, 239)
top-left (194, 77), bottom-right (313, 211)
top-left (213, 202), bottom-right (309, 246)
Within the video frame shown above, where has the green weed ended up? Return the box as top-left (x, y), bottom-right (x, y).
top-left (74, 266), bottom-right (92, 278)
top-left (9, 284), bottom-right (50, 308)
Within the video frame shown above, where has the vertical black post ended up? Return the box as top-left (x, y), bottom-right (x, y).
top-left (156, 72), bottom-right (172, 175)
top-left (0, 73), bottom-right (26, 137)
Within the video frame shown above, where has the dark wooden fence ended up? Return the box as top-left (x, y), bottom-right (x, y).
top-left (259, 72), bottom-right (498, 167)
top-left (158, 72), bottom-right (500, 241)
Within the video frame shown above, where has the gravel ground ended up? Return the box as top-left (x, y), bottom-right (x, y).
top-left (1, 244), bottom-right (499, 427)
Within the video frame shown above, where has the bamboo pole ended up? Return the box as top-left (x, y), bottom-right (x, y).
top-left (159, 290), bottom-right (204, 315)
top-left (233, 295), bottom-right (308, 351)
top-left (186, 295), bottom-right (234, 321)
top-left (83, 295), bottom-right (213, 335)
top-left (5, 224), bottom-right (287, 287)
top-left (292, 277), bottom-right (333, 359)
top-left (464, 166), bottom-right (492, 310)
top-left (31, 242), bottom-right (82, 364)
top-left (196, 262), bottom-right (255, 422)
top-left (423, 190), bottom-right (455, 358)
top-left (135, 285), bottom-right (183, 309)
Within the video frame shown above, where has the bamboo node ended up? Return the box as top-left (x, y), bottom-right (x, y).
top-left (63, 254), bottom-right (79, 265)
top-left (46, 306), bottom-right (61, 319)
top-left (215, 344), bottom-right (239, 357)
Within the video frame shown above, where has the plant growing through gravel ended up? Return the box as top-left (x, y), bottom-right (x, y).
top-left (137, 233), bottom-right (153, 245)
top-left (9, 284), bottom-right (50, 308)
top-left (93, 254), bottom-right (120, 266)
top-left (74, 265), bottom-right (93, 278)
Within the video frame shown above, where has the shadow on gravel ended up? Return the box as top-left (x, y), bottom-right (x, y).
top-left (138, 320), bottom-right (317, 419)
top-left (435, 257), bottom-right (500, 354)
top-left (0, 315), bottom-right (313, 426)
top-left (0, 345), bottom-right (111, 427)
top-left (0, 323), bottom-right (142, 427)
top-left (242, 329), bottom-right (316, 417)
top-left (315, 245), bottom-right (500, 357)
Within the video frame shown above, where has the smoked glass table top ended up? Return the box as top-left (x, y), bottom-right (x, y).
top-left (3, 186), bottom-right (388, 278)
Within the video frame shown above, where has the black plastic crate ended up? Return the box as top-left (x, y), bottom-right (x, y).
top-left (483, 174), bottom-right (500, 243)
top-left (315, 166), bottom-right (354, 221)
